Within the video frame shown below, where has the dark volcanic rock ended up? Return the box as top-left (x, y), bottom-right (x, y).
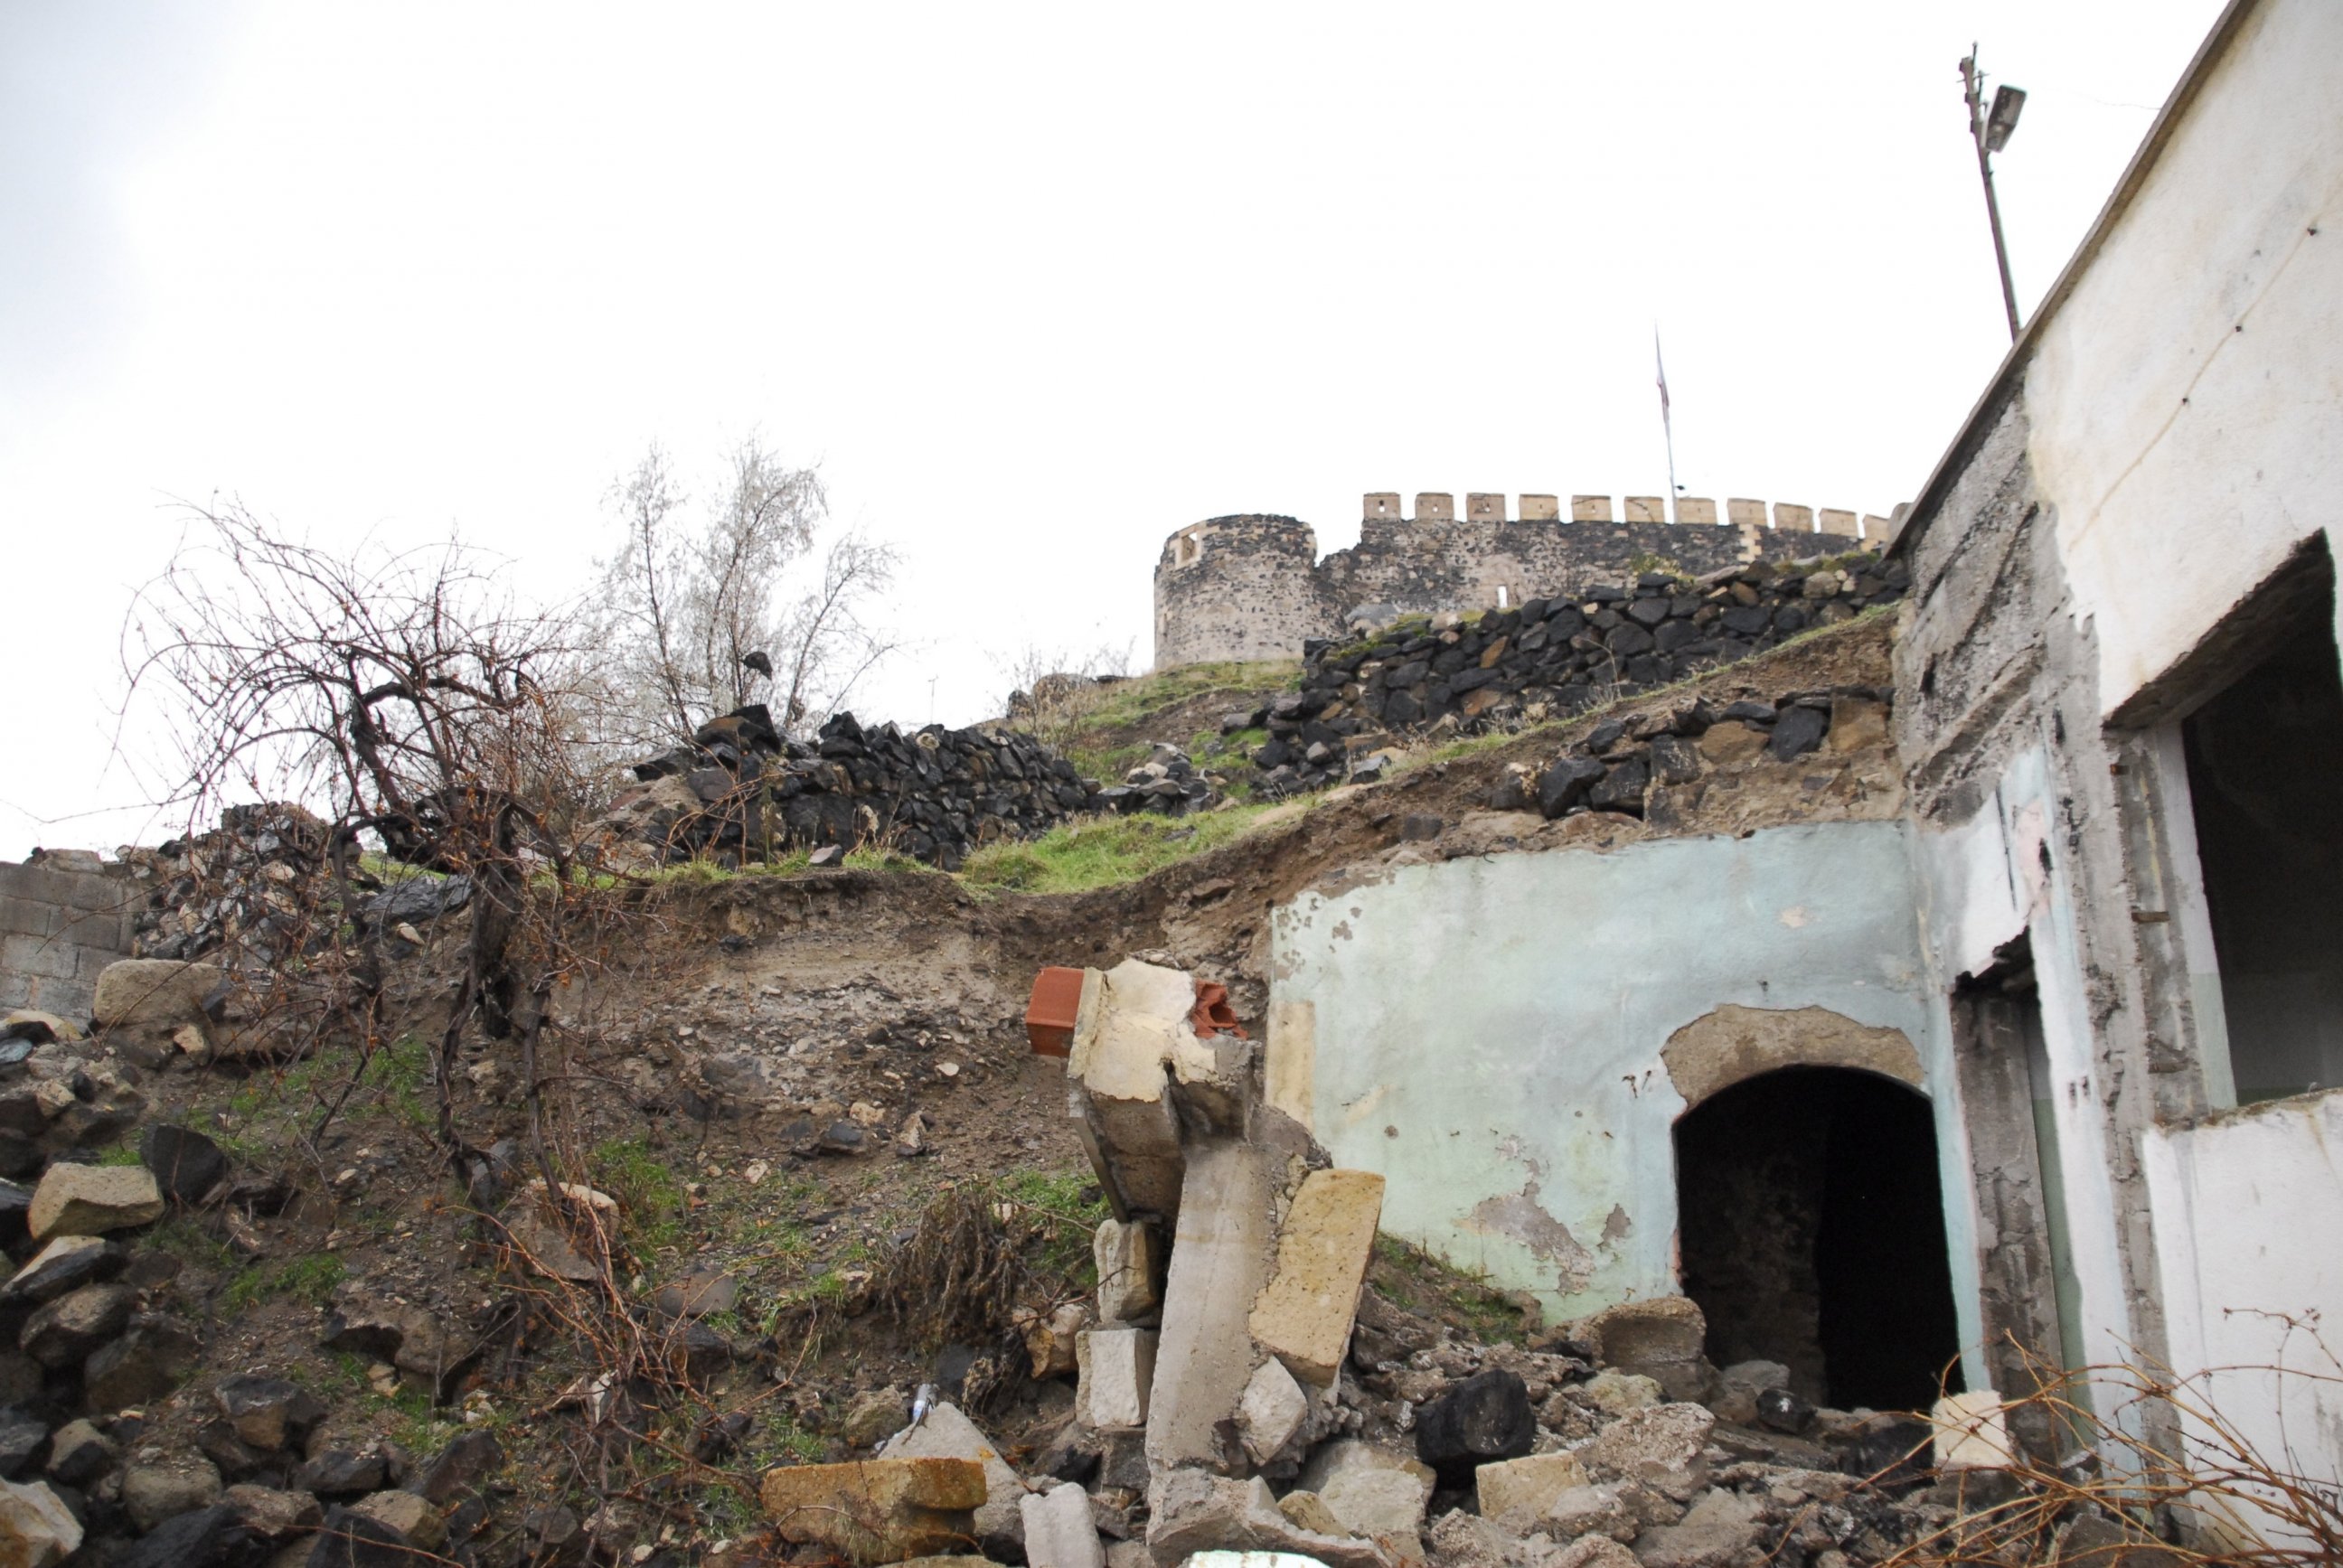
top-left (1414, 1368), bottom-right (1536, 1484)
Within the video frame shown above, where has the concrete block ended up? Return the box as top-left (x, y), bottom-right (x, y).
top-left (1247, 1168), bottom-right (1384, 1386)
top-left (1144, 1469), bottom-right (1397, 1568)
top-left (1020, 1481), bottom-right (1106, 1568)
top-left (1413, 493), bottom-right (1454, 522)
top-left (759, 1456), bottom-right (986, 1566)
top-left (1673, 497), bottom-right (1718, 525)
top-left (1774, 502), bottom-right (1815, 531)
top-left (1067, 960), bottom-right (1208, 1216)
top-left (1077, 1329), bottom-right (1158, 1431)
top-left (1931, 1390), bottom-right (2015, 1471)
top-left (1817, 508), bottom-right (1858, 537)
top-left (1237, 1357), bottom-right (1310, 1465)
top-left (1570, 494), bottom-right (1614, 523)
top-left (1146, 1141), bottom-right (1275, 1468)
top-left (1582, 1295), bottom-right (1708, 1400)
top-left (1094, 1217), bottom-right (1161, 1325)
top-left (1473, 1451), bottom-right (1589, 1528)
top-left (1465, 493), bottom-right (1505, 523)
top-left (0, 937), bottom-right (76, 985)
top-left (1295, 1441), bottom-right (1434, 1542)
top-left (1623, 496), bottom-right (1667, 523)
top-left (1862, 512), bottom-right (1899, 543)
top-left (879, 1399), bottom-right (1033, 1551)
top-left (1363, 493), bottom-right (1403, 521)
top-left (1519, 493), bottom-right (1560, 521)
top-left (1726, 498), bottom-right (1768, 528)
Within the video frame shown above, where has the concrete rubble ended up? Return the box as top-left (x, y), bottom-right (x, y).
top-left (790, 953), bottom-right (2049, 1568)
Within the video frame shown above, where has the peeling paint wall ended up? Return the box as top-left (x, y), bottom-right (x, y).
top-left (1269, 819), bottom-right (1972, 1337)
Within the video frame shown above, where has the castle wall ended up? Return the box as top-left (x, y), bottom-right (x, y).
top-left (1153, 493), bottom-right (1892, 670)
top-left (1153, 516), bottom-right (1333, 670)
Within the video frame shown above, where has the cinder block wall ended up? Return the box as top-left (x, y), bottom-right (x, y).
top-left (0, 862), bottom-right (137, 1021)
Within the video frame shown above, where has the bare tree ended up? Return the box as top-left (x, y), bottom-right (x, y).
top-left (593, 436), bottom-right (893, 743)
top-left (121, 504), bottom-right (616, 1179)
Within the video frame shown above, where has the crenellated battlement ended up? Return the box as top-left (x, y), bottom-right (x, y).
top-left (1153, 490), bottom-right (1905, 669)
top-left (1359, 491), bottom-right (1902, 543)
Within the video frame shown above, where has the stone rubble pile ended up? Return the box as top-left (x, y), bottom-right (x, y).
top-left (1254, 553), bottom-right (1906, 794)
top-left (605, 706), bottom-right (1106, 871)
top-left (1094, 746), bottom-right (1219, 818)
top-left (116, 804), bottom-right (329, 964)
top-left (0, 970), bottom-right (511, 1568)
top-left (1486, 688), bottom-right (1894, 826)
top-left (748, 957), bottom-right (2026, 1568)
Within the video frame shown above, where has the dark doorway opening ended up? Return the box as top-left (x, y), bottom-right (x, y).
top-left (2181, 568), bottom-right (2343, 1104)
top-left (1674, 1066), bottom-right (1962, 1411)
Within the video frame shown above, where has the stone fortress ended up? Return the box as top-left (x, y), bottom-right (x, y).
top-left (1153, 490), bottom-right (1903, 669)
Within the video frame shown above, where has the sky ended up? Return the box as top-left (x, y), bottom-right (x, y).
top-left (0, 0), bottom-right (2227, 859)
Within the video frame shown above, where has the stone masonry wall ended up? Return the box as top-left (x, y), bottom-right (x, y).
top-left (1250, 550), bottom-right (1907, 794)
top-left (1153, 515), bottom-right (1330, 670)
top-left (0, 858), bottom-right (137, 1021)
top-left (1154, 492), bottom-right (1895, 669)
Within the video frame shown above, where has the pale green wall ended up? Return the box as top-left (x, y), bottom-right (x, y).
top-left (1272, 819), bottom-right (1977, 1344)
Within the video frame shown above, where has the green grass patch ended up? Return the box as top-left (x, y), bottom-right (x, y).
top-left (1369, 1234), bottom-right (1529, 1344)
top-left (841, 844), bottom-right (936, 876)
top-left (957, 803), bottom-right (1292, 895)
top-left (588, 1136), bottom-right (688, 1253)
top-left (144, 1215), bottom-right (240, 1274)
top-left (225, 1252), bottom-right (348, 1312)
top-left (995, 1168), bottom-right (1110, 1287)
top-left (94, 1141), bottom-right (145, 1168)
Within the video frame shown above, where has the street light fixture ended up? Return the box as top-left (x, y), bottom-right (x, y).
top-left (1961, 48), bottom-right (2026, 342)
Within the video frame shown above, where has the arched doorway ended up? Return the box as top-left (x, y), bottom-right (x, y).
top-left (1672, 1066), bottom-right (1962, 1411)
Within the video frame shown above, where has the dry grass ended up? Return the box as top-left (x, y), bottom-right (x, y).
top-left (1873, 1334), bottom-right (2343, 1566)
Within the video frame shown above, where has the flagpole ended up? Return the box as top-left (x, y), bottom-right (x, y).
top-left (1654, 326), bottom-right (1680, 502)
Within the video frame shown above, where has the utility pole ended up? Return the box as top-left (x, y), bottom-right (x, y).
top-left (1961, 46), bottom-right (2027, 343)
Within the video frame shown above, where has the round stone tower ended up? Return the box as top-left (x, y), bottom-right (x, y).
top-left (1153, 514), bottom-right (1333, 670)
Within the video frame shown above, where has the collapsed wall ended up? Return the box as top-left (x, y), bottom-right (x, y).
top-left (606, 709), bottom-right (1106, 870)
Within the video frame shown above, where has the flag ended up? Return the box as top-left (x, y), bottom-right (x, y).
top-left (1654, 327), bottom-right (1671, 435)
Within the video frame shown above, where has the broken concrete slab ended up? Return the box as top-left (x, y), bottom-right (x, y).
top-left (759, 1456), bottom-right (986, 1565)
top-left (1294, 1441), bottom-right (1434, 1546)
top-left (26, 1164), bottom-right (163, 1242)
top-left (1627, 1488), bottom-right (1761, 1568)
top-left (1546, 1483), bottom-right (1638, 1543)
top-left (1248, 1169), bottom-right (1384, 1388)
top-left (1473, 1451), bottom-right (1590, 1529)
top-left (1077, 1329), bottom-right (1158, 1432)
top-left (1018, 1480), bottom-right (1106, 1568)
top-left (1143, 1141), bottom-right (1276, 1469)
top-left (1066, 960), bottom-right (1212, 1218)
top-left (877, 1400), bottom-right (1030, 1554)
top-left (1237, 1357), bottom-right (1310, 1466)
top-left (1094, 1216), bottom-right (1161, 1325)
top-left (1585, 1403), bottom-right (1714, 1503)
top-left (1144, 1469), bottom-right (1397, 1568)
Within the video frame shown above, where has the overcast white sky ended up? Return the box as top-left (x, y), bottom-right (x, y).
top-left (1, 1), bottom-right (2225, 858)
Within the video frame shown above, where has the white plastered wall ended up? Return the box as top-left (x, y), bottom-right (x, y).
top-left (2009, 0), bottom-right (2343, 1522)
